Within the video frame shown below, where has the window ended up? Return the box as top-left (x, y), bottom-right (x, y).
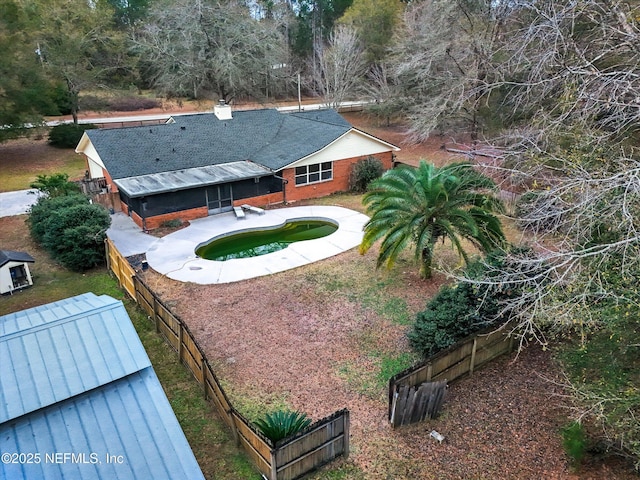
top-left (295, 162), bottom-right (333, 186)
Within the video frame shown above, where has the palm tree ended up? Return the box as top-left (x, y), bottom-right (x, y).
top-left (360, 161), bottom-right (506, 279)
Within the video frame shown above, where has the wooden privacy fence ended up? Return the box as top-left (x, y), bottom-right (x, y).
top-left (390, 381), bottom-right (447, 428)
top-left (105, 238), bottom-right (135, 299)
top-left (105, 240), bottom-right (349, 479)
top-left (388, 327), bottom-right (514, 427)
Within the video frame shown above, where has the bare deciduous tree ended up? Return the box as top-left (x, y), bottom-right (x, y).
top-left (500, 0), bottom-right (640, 145)
top-left (389, 0), bottom-right (511, 141)
top-left (134, 0), bottom-right (288, 101)
top-left (310, 24), bottom-right (367, 108)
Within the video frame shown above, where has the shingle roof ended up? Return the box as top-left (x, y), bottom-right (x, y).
top-left (86, 108), bottom-right (353, 180)
top-left (0, 250), bottom-right (35, 268)
top-left (0, 293), bottom-right (205, 480)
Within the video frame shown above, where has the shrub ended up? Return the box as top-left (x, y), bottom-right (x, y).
top-left (30, 173), bottom-right (80, 197)
top-left (561, 421), bottom-right (586, 470)
top-left (79, 95), bottom-right (110, 112)
top-left (161, 218), bottom-right (183, 229)
top-left (350, 156), bottom-right (384, 192)
top-left (28, 194), bottom-right (111, 271)
top-left (48, 123), bottom-right (98, 148)
top-left (409, 247), bottom-right (537, 358)
top-left (28, 194), bottom-right (90, 244)
top-left (408, 283), bottom-right (482, 357)
top-left (254, 410), bottom-right (312, 444)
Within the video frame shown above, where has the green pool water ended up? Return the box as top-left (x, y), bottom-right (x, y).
top-left (196, 219), bottom-right (338, 261)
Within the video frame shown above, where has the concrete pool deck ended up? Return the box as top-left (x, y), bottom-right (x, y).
top-left (144, 206), bottom-right (369, 284)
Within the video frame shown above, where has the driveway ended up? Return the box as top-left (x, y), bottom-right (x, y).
top-left (0, 190), bottom-right (42, 217)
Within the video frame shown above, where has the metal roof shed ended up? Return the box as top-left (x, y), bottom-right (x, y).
top-left (0, 293), bottom-right (205, 480)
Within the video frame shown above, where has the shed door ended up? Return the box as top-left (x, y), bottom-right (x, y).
top-left (206, 184), bottom-right (233, 214)
top-left (10, 264), bottom-right (29, 289)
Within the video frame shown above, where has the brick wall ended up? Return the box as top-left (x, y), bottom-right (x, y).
top-left (232, 192), bottom-right (285, 208)
top-left (131, 206), bottom-right (209, 230)
top-left (283, 152), bottom-right (393, 202)
top-left (101, 168), bottom-right (118, 193)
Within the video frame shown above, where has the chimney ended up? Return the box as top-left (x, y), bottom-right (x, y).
top-left (214, 99), bottom-right (232, 120)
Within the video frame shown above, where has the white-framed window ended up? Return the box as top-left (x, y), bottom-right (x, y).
top-left (295, 162), bottom-right (333, 186)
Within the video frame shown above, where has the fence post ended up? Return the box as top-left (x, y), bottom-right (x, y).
top-left (104, 239), bottom-right (111, 272)
top-left (152, 296), bottom-right (160, 333)
top-left (426, 363), bottom-right (433, 382)
top-left (469, 338), bottom-right (478, 375)
top-left (202, 357), bottom-right (208, 400)
top-left (179, 322), bottom-right (184, 363)
top-left (343, 410), bottom-right (350, 459)
top-left (270, 449), bottom-right (278, 480)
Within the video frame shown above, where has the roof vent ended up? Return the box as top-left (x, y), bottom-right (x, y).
top-left (214, 100), bottom-right (232, 121)
top-left (180, 126), bottom-right (186, 130)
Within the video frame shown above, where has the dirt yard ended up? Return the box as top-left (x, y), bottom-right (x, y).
top-left (132, 109), bottom-right (634, 478)
top-left (2, 107), bottom-right (635, 478)
top-left (139, 237), bottom-right (634, 479)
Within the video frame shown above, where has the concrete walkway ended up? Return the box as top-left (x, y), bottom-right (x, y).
top-left (144, 206), bottom-right (368, 285)
top-left (106, 213), bottom-right (158, 257)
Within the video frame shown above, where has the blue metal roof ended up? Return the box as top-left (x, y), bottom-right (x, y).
top-left (0, 293), bottom-right (205, 480)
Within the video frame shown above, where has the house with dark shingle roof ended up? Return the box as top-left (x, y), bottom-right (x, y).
top-left (76, 105), bottom-right (399, 229)
top-left (0, 250), bottom-right (35, 294)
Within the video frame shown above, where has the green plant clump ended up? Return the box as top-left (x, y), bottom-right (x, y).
top-left (350, 155), bottom-right (384, 192)
top-left (161, 218), bottom-right (183, 228)
top-left (408, 246), bottom-right (540, 358)
top-left (48, 123), bottom-right (97, 148)
top-left (28, 194), bottom-right (111, 271)
top-left (254, 410), bottom-right (312, 443)
top-left (30, 173), bottom-right (80, 197)
top-left (408, 282), bottom-right (484, 357)
top-left (561, 421), bottom-right (587, 470)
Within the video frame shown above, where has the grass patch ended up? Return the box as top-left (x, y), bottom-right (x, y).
top-left (223, 384), bottom-right (292, 423)
top-left (336, 351), bottom-right (419, 399)
top-left (308, 461), bottom-right (366, 479)
top-left (0, 138), bottom-right (86, 192)
top-left (305, 248), bottom-right (416, 326)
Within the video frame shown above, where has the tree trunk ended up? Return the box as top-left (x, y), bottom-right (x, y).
top-left (420, 245), bottom-right (434, 279)
top-left (66, 79), bottom-right (79, 125)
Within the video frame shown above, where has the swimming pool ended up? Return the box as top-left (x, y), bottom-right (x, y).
top-left (144, 206), bottom-right (369, 284)
top-left (196, 219), bottom-right (338, 260)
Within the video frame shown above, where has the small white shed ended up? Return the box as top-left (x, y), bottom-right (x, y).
top-left (0, 250), bottom-right (35, 294)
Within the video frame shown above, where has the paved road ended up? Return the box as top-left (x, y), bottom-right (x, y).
top-left (0, 190), bottom-right (42, 217)
top-left (46, 100), bottom-right (369, 126)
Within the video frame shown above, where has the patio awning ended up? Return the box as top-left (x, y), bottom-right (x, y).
top-left (114, 161), bottom-right (274, 198)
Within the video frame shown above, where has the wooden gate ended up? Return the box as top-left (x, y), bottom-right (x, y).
top-left (389, 381), bottom-right (447, 427)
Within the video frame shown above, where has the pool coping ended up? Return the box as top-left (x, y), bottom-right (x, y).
top-left (144, 205), bottom-right (369, 284)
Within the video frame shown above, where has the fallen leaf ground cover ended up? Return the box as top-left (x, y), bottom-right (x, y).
top-left (1, 108), bottom-right (636, 478)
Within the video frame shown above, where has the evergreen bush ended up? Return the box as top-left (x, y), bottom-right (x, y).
top-left (28, 194), bottom-right (111, 271)
top-left (408, 283), bottom-right (482, 357)
top-left (561, 421), bottom-right (586, 470)
top-left (48, 123), bottom-right (97, 148)
top-left (409, 247), bottom-right (537, 358)
top-left (350, 156), bottom-right (384, 192)
top-left (30, 173), bottom-right (80, 197)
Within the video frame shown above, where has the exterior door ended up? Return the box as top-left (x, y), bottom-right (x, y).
top-left (206, 184), bottom-right (233, 214)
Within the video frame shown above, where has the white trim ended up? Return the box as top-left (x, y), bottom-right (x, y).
top-left (282, 129), bottom-right (400, 170)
